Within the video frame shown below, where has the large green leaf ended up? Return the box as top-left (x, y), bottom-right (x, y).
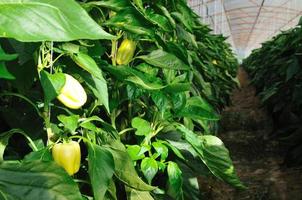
top-left (73, 53), bottom-right (109, 112)
top-left (104, 179), bottom-right (117, 200)
top-left (152, 141), bottom-right (168, 161)
top-left (40, 71), bottom-right (65, 103)
top-left (126, 145), bottom-right (146, 161)
top-left (104, 8), bottom-right (154, 36)
top-left (105, 140), bottom-right (155, 191)
top-left (0, 0), bottom-right (114, 42)
top-left (57, 114), bottom-right (79, 133)
top-left (103, 64), bottom-right (165, 90)
top-left (144, 8), bottom-right (173, 32)
top-left (176, 96), bottom-right (220, 121)
top-left (167, 162), bottom-right (183, 200)
top-left (140, 157), bottom-right (158, 184)
top-left (137, 49), bottom-right (190, 70)
top-left (88, 144), bottom-right (115, 200)
top-left (126, 187), bottom-right (154, 200)
top-left (0, 161), bottom-right (82, 200)
top-left (131, 117), bottom-right (153, 136)
top-left (23, 148), bottom-right (52, 162)
top-left (80, 71), bottom-right (110, 113)
top-left (177, 125), bottom-right (245, 189)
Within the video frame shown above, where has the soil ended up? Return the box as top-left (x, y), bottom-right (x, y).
top-left (199, 68), bottom-right (302, 200)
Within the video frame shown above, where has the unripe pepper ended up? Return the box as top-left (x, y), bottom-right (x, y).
top-left (52, 141), bottom-right (81, 176)
top-left (116, 39), bottom-right (136, 65)
top-left (57, 73), bottom-right (87, 109)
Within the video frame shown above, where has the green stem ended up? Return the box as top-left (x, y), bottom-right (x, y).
top-left (4, 128), bottom-right (39, 151)
top-left (118, 128), bottom-right (136, 135)
top-left (111, 39), bottom-right (118, 66)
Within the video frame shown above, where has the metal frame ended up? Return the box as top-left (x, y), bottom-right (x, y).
top-left (188, 0), bottom-right (302, 58)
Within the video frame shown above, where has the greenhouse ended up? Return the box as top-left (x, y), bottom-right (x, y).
top-left (0, 0), bottom-right (302, 199)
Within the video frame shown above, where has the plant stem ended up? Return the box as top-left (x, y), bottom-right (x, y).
top-left (111, 39), bottom-right (117, 66)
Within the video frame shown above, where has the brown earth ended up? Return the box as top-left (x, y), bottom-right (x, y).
top-left (199, 68), bottom-right (302, 200)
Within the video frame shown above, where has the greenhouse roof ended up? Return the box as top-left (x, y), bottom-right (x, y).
top-left (188, 0), bottom-right (302, 58)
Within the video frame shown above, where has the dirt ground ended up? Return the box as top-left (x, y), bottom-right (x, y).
top-left (199, 68), bottom-right (302, 200)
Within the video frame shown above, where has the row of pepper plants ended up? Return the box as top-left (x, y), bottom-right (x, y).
top-left (243, 17), bottom-right (302, 166)
top-left (0, 0), bottom-right (244, 199)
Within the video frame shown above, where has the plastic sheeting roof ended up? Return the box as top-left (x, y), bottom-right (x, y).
top-left (188, 0), bottom-right (302, 59)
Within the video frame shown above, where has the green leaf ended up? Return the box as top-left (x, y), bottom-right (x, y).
top-left (0, 45), bottom-right (17, 79)
top-left (0, 161), bottom-right (82, 200)
top-left (131, 117), bottom-right (153, 136)
top-left (176, 105), bottom-right (220, 121)
top-left (0, 0), bottom-right (114, 42)
top-left (23, 148), bottom-right (52, 162)
top-left (126, 187), bottom-right (154, 200)
top-left (167, 162), bottom-right (183, 200)
top-left (104, 179), bottom-right (117, 200)
top-left (157, 5), bottom-right (176, 29)
top-left (80, 71), bottom-right (110, 113)
top-left (177, 125), bottom-right (245, 189)
top-left (57, 114), bottom-right (79, 133)
top-left (104, 64), bottom-right (164, 91)
top-left (40, 71), bottom-right (65, 103)
top-left (176, 97), bottom-right (220, 121)
top-left (80, 121), bottom-right (98, 132)
top-left (144, 8), bottom-right (173, 32)
top-left (104, 8), bottom-right (154, 36)
top-left (137, 49), bottom-right (190, 70)
top-left (286, 57), bottom-right (300, 81)
top-left (72, 53), bottom-right (103, 80)
top-left (127, 145), bottom-right (146, 161)
top-left (164, 83), bottom-right (191, 93)
top-left (135, 63), bottom-right (158, 76)
top-left (176, 25), bottom-right (197, 48)
top-left (171, 12), bottom-right (193, 32)
top-left (177, 162), bottom-right (202, 200)
top-left (133, 0), bottom-right (144, 11)
top-left (0, 62), bottom-right (15, 79)
top-left (126, 75), bottom-right (165, 90)
top-left (88, 144), bottom-right (115, 200)
top-left (6, 40), bottom-right (38, 65)
top-left (0, 45), bottom-right (18, 61)
top-left (140, 157), bottom-right (158, 184)
top-left (86, 0), bottom-right (131, 11)
top-left (152, 141), bottom-right (168, 161)
top-left (105, 140), bottom-right (155, 191)
top-left (73, 53), bottom-right (109, 112)
top-left (160, 141), bottom-right (185, 161)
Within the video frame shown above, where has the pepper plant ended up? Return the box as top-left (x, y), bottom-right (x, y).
top-left (0, 0), bottom-right (244, 199)
top-left (243, 17), bottom-right (302, 166)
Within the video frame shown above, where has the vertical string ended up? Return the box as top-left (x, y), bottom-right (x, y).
top-left (49, 41), bottom-right (54, 121)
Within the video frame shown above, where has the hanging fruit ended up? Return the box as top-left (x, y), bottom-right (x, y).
top-left (116, 39), bottom-right (136, 65)
top-left (57, 73), bottom-right (87, 109)
top-left (52, 140), bottom-right (81, 176)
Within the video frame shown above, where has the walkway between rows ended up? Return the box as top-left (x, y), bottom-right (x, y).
top-left (200, 68), bottom-right (302, 200)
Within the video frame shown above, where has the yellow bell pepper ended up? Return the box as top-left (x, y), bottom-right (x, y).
top-left (52, 141), bottom-right (81, 176)
top-left (116, 39), bottom-right (136, 65)
top-left (57, 73), bottom-right (87, 109)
